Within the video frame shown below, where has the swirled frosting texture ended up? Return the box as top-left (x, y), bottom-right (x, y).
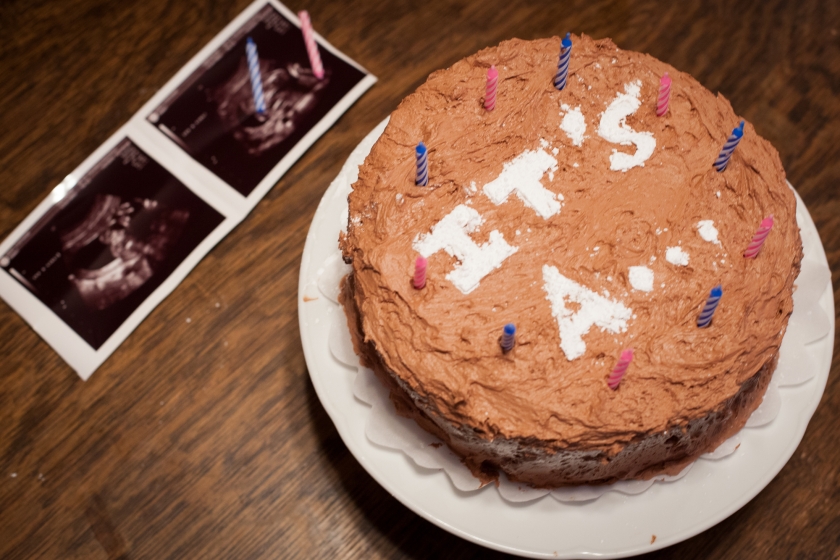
top-left (340, 36), bottom-right (801, 484)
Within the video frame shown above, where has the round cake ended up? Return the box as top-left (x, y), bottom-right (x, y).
top-left (339, 35), bottom-right (802, 487)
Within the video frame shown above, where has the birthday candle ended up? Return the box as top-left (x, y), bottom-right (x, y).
top-left (415, 142), bottom-right (428, 186)
top-left (608, 349), bottom-right (634, 390)
top-left (714, 121), bottom-right (745, 172)
top-left (553, 33), bottom-right (573, 91)
top-left (656, 73), bottom-right (671, 117)
top-left (697, 285), bottom-right (723, 328)
top-left (413, 255), bottom-right (427, 289)
top-left (299, 10), bottom-right (324, 79)
top-left (500, 323), bottom-right (516, 352)
top-left (485, 65), bottom-right (498, 111)
top-left (245, 37), bottom-right (266, 115)
top-left (744, 216), bottom-right (774, 258)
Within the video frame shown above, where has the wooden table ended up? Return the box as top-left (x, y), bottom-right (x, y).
top-left (1, 0), bottom-right (837, 558)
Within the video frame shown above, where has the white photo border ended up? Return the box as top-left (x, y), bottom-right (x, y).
top-left (131, 0), bottom-right (377, 216)
top-left (0, 0), bottom-right (375, 379)
top-left (0, 129), bottom-right (239, 379)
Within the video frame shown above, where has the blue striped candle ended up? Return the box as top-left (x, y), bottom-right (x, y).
top-left (246, 37), bottom-right (266, 115)
top-left (697, 285), bottom-right (723, 328)
top-left (553, 33), bottom-right (573, 91)
top-left (714, 121), bottom-right (745, 172)
top-left (500, 323), bottom-right (516, 352)
top-left (415, 142), bottom-right (428, 186)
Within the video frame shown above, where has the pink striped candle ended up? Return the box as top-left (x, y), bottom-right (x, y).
top-left (656, 73), bottom-right (671, 117)
top-left (413, 255), bottom-right (427, 289)
top-left (298, 11), bottom-right (324, 79)
top-left (485, 65), bottom-right (498, 111)
top-left (744, 215), bottom-right (774, 258)
top-left (608, 349), bottom-right (634, 390)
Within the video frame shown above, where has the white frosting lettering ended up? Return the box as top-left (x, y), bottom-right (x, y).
top-left (598, 81), bottom-right (656, 171)
top-left (542, 265), bottom-right (633, 361)
top-left (560, 104), bottom-right (587, 146)
top-left (483, 147), bottom-right (562, 219)
top-left (413, 205), bottom-right (517, 294)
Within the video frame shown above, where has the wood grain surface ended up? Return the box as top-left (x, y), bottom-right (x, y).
top-left (1, 0), bottom-right (838, 558)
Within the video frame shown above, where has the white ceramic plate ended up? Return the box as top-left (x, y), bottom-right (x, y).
top-left (298, 122), bottom-right (834, 558)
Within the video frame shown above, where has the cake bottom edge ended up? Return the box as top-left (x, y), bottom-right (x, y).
top-left (339, 272), bottom-right (776, 489)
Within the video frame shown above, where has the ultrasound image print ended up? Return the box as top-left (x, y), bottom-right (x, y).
top-left (0, 139), bottom-right (224, 349)
top-left (212, 59), bottom-right (328, 156)
top-left (148, 4), bottom-right (367, 196)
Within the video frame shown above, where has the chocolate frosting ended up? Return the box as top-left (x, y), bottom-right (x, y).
top-left (340, 36), bottom-right (801, 468)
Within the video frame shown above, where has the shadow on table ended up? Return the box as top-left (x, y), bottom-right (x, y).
top-left (304, 375), bottom-right (518, 559)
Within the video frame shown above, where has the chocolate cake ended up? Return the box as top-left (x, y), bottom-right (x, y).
top-left (339, 35), bottom-right (802, 487)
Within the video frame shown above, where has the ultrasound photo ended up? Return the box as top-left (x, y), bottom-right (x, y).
top-left (0, 139), bottom-right (224, 349)
top-left (147, 4), bottom-right (368, 196)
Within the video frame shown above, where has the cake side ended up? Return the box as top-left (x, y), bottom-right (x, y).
top-left (339, 35), bottom-right (802, 486)
top-left (341, 267), bottom-right (779, 487)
